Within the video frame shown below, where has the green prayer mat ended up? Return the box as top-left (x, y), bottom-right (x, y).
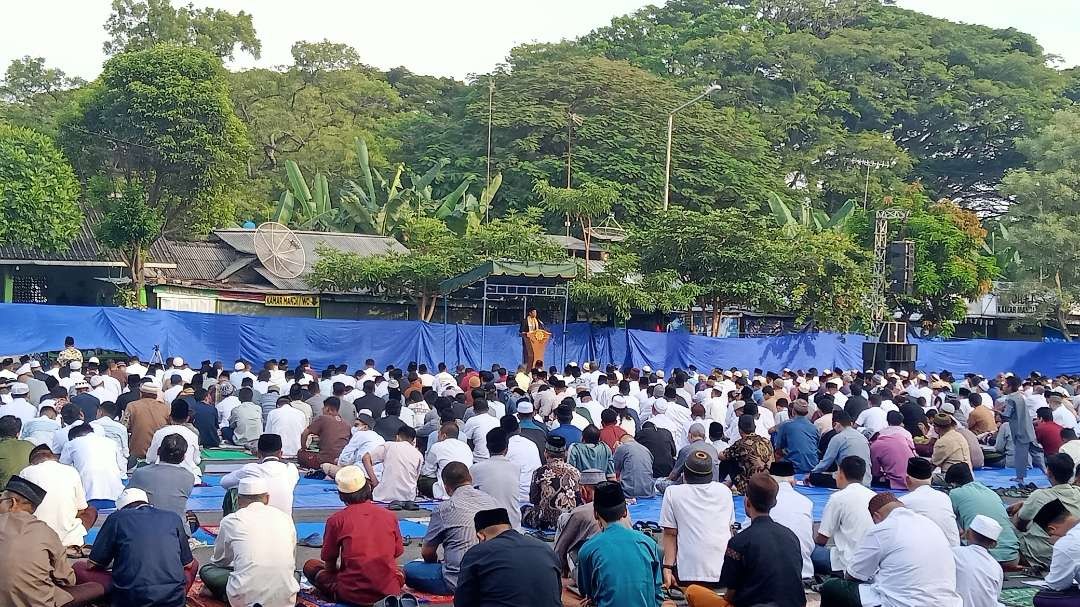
top-left (200, 448), bottom-right (253, 461)
top-left (1000, 587), bottom-right (1038, 607)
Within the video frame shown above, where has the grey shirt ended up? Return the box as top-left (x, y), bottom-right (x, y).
top-left (812, 427), bottom-right (872, 484)
top-left (470, 455), bottom-right (523, 530)
top-left (128, 463), bottom-right (195, 535)
top-left (1003, 392), bottom-right (1035, 444)
top-left (229, 401), bottom-right (263, 447)
top-left (613, 440), bottom-right (656, 498)
top-left (306, 394), bottom-right (326, 418)
top-left (423, 484), bottom-right (497, 590)
top-left (672, 440), bottom-right (719, 481)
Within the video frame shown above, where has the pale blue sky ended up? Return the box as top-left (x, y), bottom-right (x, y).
top-left (0, 1), bottom-right (1076, 81)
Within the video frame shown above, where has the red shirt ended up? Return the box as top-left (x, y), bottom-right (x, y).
top-left (598, 425), bottom-right (628, 452)
top-left (1036, 420), bottom-right (1065, 456)
top-left (322, 501), bottom-right (404, 604)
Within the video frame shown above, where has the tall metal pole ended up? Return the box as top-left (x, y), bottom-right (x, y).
top-left (663, 84), bottom-right (721, 211)
top-left (485, 78), bottom-right (495, 223)
top-left (663, 113), bottom-right (674, 211)
top-left (480, 279), bottom-right (488, 369)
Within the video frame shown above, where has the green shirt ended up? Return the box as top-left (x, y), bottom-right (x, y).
top-left (577, 523), bottom-right (663, 607)
top-left (1017, 483), bottom-right (1080, 569)
top-left (0, 437), bottom-right (34, 489)
top-left (949, 481), bottom-right (1020, 563)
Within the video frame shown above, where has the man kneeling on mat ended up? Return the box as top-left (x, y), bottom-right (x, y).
top-left (1032, 498), bottom-right (1080, 606)
top-left (200, 477), bottom-right (298, 607)
top-left (304, 465), bottom-right (405, 605)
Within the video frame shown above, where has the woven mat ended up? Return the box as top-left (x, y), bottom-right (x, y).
top-left (1000, 587), bottom-right (1038, 607)
top-left (185, 580), bottom-right (226, 607)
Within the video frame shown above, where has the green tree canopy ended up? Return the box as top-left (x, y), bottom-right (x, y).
top-left (395, 50), bottom-right (788, 218)
top-left (60, 44), bottom-right (250, 237)
top-left (1000, 108), bottom-right (1080, 339)
top-left (0, 123), bottom-right (81, 251)
top-left (104, 0), bottom-right (261, 60)
top-left (0, 57), bottom-right (86, 136)
top-left (309, 213), bottom-right (565, 321)
top-left (580, 0), bottom-right (1065, 213)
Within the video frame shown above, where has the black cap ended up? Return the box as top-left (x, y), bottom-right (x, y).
top-left (906, 457), bottom-right (933, 480)
top-left (593, 481), bottom-right (626, 510)
top-left (4, 475), bottom-right (46, 508)
top-left (544, 435), bottom-right (567, 453)
top-left (473, 508), bottom-right (511, 530)
top-left (257, 433), bottom-right (283, 453)
top-left (769, 461), bottom-right (796, 477)
top-left (1034, 499), bottom-right (1070, 531)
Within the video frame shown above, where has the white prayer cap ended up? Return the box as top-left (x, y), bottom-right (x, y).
top-left (335, 466), bottom-right (367, 493)
top-left (652, 399), bottom-right (669, 414)
top-left (656, 370), bottom-right (665, 378)
top-left (173, 357), bottom-right (184, 367)
top-left (73, 380), bottom-right (90, 390)
top-left (10, 383), bottom-right (28, 396)
top-left (140, 380), bottom-right (161, 393)
top-left (88, 356), bottom-right (99, 364)
top-left (38, 399), bottom-right (56, 412)
top-left (940, 402), bottom-right (956, 415)
top-left (116, 488), bottom-right (149, 510)
top-left (886, 368), bottom-right (895, 375)
top-left (357, 408), bottom-right (373, 417)
top-left (916, 372), bottom-right (927, 381)
top-left (899, 370), bottom-right (909, 378)
top-left (611, 395), bottom-right (627, 409)
top-left (806, 380), bottom-right (820, 392)
top-left (15, 364), bottom-right (30, 376)
top-left (89, 375), bottom-right (104, 387)
top-left (969, 514), bottom-right (1002, 542)
top-left (733, 371), bottom-right (743, 378)
top-left (69, 361), bottom-right (81, 370)
top-left (516, 400), bottom-right (535, 414)
top-left (29, 360), bottom-right (40, 369)
top-left (723, 370), bottom-right (733, 378)
top-left (238, 477), bottom-right (269, 496)
top-left (828, 378), bottom-right (843, 388)
top-left (641, 365), bottom-right (652, 373)
top-left (234, 362), bottom-right (246, 371)
top-left (568, 361), bottom-right (578, 368)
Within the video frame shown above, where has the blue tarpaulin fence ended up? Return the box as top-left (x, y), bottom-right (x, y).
top-left (3, 303), bottom-right (1080, 377)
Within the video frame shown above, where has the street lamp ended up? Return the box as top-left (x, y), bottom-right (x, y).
top-left (663, 83), bottom-right (722, 210)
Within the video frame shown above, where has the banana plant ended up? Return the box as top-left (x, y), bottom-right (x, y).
top-left (982, 222), bottom-right (1022, 279)
top-left (768, 193), bottom-right (854, 234)
top-left (271, 160), bottom-right (333, 230)
top-left (339, 138), bottom-right (409, 237)
top-left (435, 173), bottom-right (502, 236)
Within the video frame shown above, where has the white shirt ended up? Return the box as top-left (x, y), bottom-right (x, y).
top-left (265, 405), bottom-right (307, 457)
top-left (59, 433), bottom-right (125, 501)
top-left (665, 403), bottom-right (692, 449)
top-left (231, 371), bottom-right (255, 389)
top-left (707, 398), bottom-right (728, 430)
top-left (126, 363), bottom-right (147, 377)
top-left (220, 458), bottom-right (300, 516)
top-left (216, 395), bottom-right (241, 428)
top-left (21, 415), bottom-right (60, 445)
top-left (765, 481), bottom-right (815, 579)
top-left (210, 501), bottom-right (299, 607)
top-left (419, 373), bottom-right (435, 388)
top-left (848, 507), bottom-right (963, 607)
top-left (1046, 523), bottom-right (1080, 591)
top-left (100, 374), bottom-right (123, 402)
top-left (952, 544), bottom-right (1004, 607)
top-left (145, 424), bottom-right (202, 481)
top-left (506, 434), bottom-right (542, 501)
top-left (50, 420), bottom-right (84, 454)
top-left (818, 482), bottom-right (875, 572)
top-left (1054, 406), bottom-right (1079, 430)
top-left (659, 482), bottom-right (735, 582)
top-left (338, 429), bottom-right (385, 471)
top-left (580, 400), bottom-right (604, 428)
top-left (898, 484), bottom-right (961, 547)
top-left (161, 384), bottom-right (183, 405)
top-left (20, 460), bottom-right (88, 546)
top-left (89, 417), bottom-right (130, 464)
top-left (0, 398), bottom-right (36, 427)
top-left (421, 437), bottom-right (473, 500)
top-left (434, 371), bottom-right (456, 395)
top-left (461, 413), bottom-right (500, 459)
top-left (754, 409), bottom-right (775, 439)
top-left (856, 407), bottom-right (889, 435)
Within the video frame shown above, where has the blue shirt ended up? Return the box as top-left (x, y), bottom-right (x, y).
top-left (550, 423), bottom-right (582, 445)
top-left (773, 416), bottom-right (820, 473)
top-left (577, 523), bottom-right (663, 607)
top-left (812, 426), bottom-right (871, 484)
top-left (88, 504), bottom-right (192, 607)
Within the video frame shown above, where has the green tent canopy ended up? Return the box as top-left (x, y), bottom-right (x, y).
top-left (439, 260), bottom-right (578, 295)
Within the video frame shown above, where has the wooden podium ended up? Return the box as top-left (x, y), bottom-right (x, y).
top-left (523, 329), bottom-right (551, 369)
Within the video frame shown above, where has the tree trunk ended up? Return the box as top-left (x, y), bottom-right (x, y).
top-left (416, 295), bottom-right (427, 322)
top-left (1056, 272), bottom-right (1073, 341)
top-left (580, 216), bottom-right (591, 278)
top-left (710, 298), bottom-right (723, 337)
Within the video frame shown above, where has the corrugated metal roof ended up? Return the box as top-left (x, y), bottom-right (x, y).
top-left (162, 240), bottom-right (243, 282)
top-left (544, 234), bottom-right (605, 252)
top-left (164, 228), bottom-right (409, 292)
top-left (0, 207), bottom-right (174, 266)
